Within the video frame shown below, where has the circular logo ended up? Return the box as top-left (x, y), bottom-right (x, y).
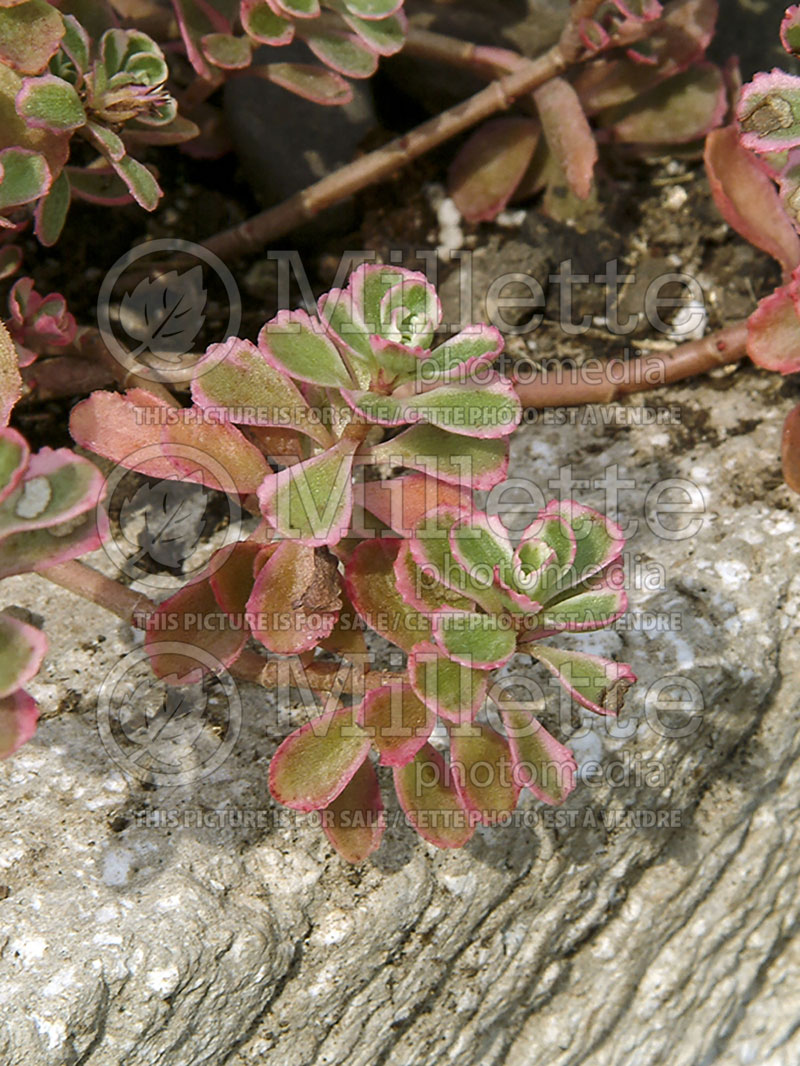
top-left (100, 442), bottom-right (243, 590)
top-left (97, 238), bottom-right (241, 383)
top-left (97, 643), bottom-right (242, 786)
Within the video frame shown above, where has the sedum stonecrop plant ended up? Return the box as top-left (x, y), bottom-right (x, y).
top-left (68, 265), bottom-right (636, 860)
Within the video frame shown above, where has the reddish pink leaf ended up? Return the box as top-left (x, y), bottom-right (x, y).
top-left (448, 117), bottom-right (540, 223)
top-left (450, 720), bottom-right (520, 826)
top-left (344, 537), bottom-right (430, 652)
top-left (393, 742), bottom-right (474, 848)
top-left (358, 683), bottom-right (433, 766)
top-left (161, 410), bottom-right (270, 495)
top-left (321, 756), bottom-right (385, 862)
top-left (0, 689), bottom-right (38, 758)
top-left (358, 473), bottom-right (472, 537)
top-left (69, 389), bottom-right (179, 478)
top-left (705, 125), bottom-right (800, 278)
top-left (782, 402), bottom-right (800, 493)
top-left (747, 283), bottom-right (800, 374)
top-left (500, 704), bottom-right (576, 805)
top-left (533, 77), bottom-right (597, 200)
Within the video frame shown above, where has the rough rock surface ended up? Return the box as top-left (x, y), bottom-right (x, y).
top-left (1, 361), bottom-right (800, 1065)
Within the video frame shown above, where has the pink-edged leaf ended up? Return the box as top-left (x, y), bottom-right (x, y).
top-left (705, 124), bottom-right (800, 277)
top-left (0, 609), bottom-right (46, 698)
top-left (321, 756), bottom-right (385, 862)
top-left (535, 565), bottom-right (628, 634)
top-left (394, 542), bottom-right (473, 618)
top-left (255, 62), bottom-right (354, 105)
top-left (738, 70), bottom-right (800, 155)
top-left (270, 0), bottom-right (319, 16)
top-left (0, 322), bottom-right (22, 428)
top-left (432, 609), bottom-right (517, 670)
top-left (530, 644), bottom-right (636, 716)
top-left (109, 155), bottom-right (162, 212)
top-left (393, 742), bottom-right (474, 848)
top-left (34, 168), bottom-right (70, 246)
top-left (344, 537), bottom-right (430, 652)
top-left (258, 308), bottom-right (355, 388)
top-left (317, 284), bottom-right (375, 366)
top-left (257, 437), bottom-right (357, 547)
top-left (364, 424), bottom-right (509, 490)
top-left (359, 473), bottom-right (472, 537)
top-left (448, 512), bottom-right (514, 585)
top-left (0, 245), bottom-right (22, 280)
top-left (201, 32), bottom-right (252, 69)
top-left (450, 720), bottom-right (520, 826)
top-left (358, 683), bottom-right (433, 766)
top-left (65, 164), bottom-right (134, 207)
top-left (269, 703), bottom-right (370, 812)
top-left (0, 689), bottom-right (38, 758)
top-left (0, 0), bottom-right (64, 75)
top-left (345, 375), bottom-right (521, 439)
top-left (500, 703), bottom-right (576, 805)
top-left (0, 427), bottom-right (28, 503)
top-left (600, 64), bottom-right (727, 145)
top-left (191, 336), bottom-right (332, 446)
top-left (533, 77), bottom-right (597, 200)
top-left (300, 28), bottom-right (378, 79)
top-left (421, 325), bottom-right (504, 384)
top-left (318, 580), bottom-right (367, 659)
top-left (69, 388), bottom-right (180, 479)
top-left (528, 499), bottom-right (625, 595)
top-left (161, 410), bottom-right (270, 495)
top-left (747, 282), bottom-right (800, 374)
top-left (0, 147), bottom-right (51, 210)
top-left (0, 446), bottom-right (105, 539)
top-left (408, 641), bottom-right (488, 724)
top-left (0, 507), bottom-right (108, 579)
top-left (208, 539), bottom-right (263, 620)
top-left (15, 74), bottom-right (85, 132)
top-left (342, 0), bottom-right (403, 17)
top-left (782, 401), bottom-right (800, 493)
top-left (449, 117), bottom-right (540, 223)
top-left (144, 578), bottom-right (248, 684)
top-left (246, 540), bottom-right (340, 655)
top-left (782, 5), bottom-right (800, 57)
top-left (241, 0), bottom-right (294, 44)
top-left (340, 9), bottom-right (406, 57)
top-left (575, 0), bottom-right (718, 114)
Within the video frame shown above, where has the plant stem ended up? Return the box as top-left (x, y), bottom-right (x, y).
top-left (41, 560), bottom-right (403, 696)
top-left (200, 0), bottom-right (607, 262)
top-left (512, 321), bottom-right (749, 407)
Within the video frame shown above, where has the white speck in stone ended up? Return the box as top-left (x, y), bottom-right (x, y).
top-left (441, 872), bottom-right (476, 897)
top-left (42, 968), bottom-right (76, 997)
top-left (146, 965), bottom-right (179, 995)
top-left (102, 848), bottom-right (133, 886)
top-left (714, 559), bottom-right (750, 589)
top-left (664, 185), bottom-right (688, 210)
top-left (10, 936), bottom-right (47, 962)
top-left (31, 1015), bottom-right (66, 1049)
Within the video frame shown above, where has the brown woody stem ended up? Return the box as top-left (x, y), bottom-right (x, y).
top-left (512, 321), bottom-right (749, 407)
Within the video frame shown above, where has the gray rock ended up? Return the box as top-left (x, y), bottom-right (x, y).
top-left (1, 364), bottom-right (800, 1065)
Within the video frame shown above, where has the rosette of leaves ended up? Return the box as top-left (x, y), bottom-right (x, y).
top-left (173, 0), bottom-right (407, 105)
top-left (69, 265), bottom-right (521, 676)
top-left (1, 15), bottom-right (193, 242)
top-left (0, 418), bottom-right (109, 757)
top-left (266, 498), bottom-right (635, 861)
top-left (448, 0), bottom-right (724, 223)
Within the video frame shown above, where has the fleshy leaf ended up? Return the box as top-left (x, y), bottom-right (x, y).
top-left (600, 64), bottom-right (726, 144)
top-left (109, 155), bottom-right (162, 211)
top-left (144, 578), bottom-right (248, 684)
top-left (268, 703), bottom-right (370, 812)
top-left (536, 574), bottom-right (628, 633)
top-left (343, 375), bottom-right (520, 438)
top-left (0, 323), bottom-right (22, 427)
top-left (0, 0), bottom-right (64, 75)
top-left (782, 5), bottom-right (800, 57)
top-left (345, 537), bottom-right (430, 651)
top-left (257, 62), bottom-right (353, 105)
top-left (258, 308), bottom-right (355, 388)
top-left (500, 704), bottom-right (576, 805)
top-left (69, 388), bottom-right (180, 479)
top-left (0, 689), bottom-right (38, 758)
top-left (533, 77), bottom-right (597, 200)
top-left (358, 683), bottom-right (433, 766)
top-left (0, 609), bottom-right (47, 698)
top-left (246, 540), bottom-right (340, 654)
top-left (530, 644), bottom-right (636, 716)
top-left (531, 500), bottom-right (624, 594)
top-left (419, 325), bottom-right (503, 384)
top-left (738, 70), bottom-right (800, 155)
top-left (359, 473), bottom-right (472, 537)
top-left (450, 720), bottom-right (520, 825)
top-left (0, 427), bottom-right (28, 503)
top-left (208, 540), bottom-right (263, 620)
top-left (449, 117), bottom-right (540, 223)
top-left (191, 337), bottom-right (332, 446)
top-left (242, 1), bottom-right (294, 44)
top-left (301, 29), bottom-right (379, 79)
top-left (432, 609), bottom-right (517, 670)
top-left (342, 0), bottom-right (403, 18)
top-left (393, 742), bottom-right (474, 848)
top-left (747, 283), bottom-right (800, 374)
top-left (394, 542), bottom-right (473, 617)
top-left (0, 508), bottom-right (108, 579)
top-left (408, 641), bottom-right (488, 724)
top-left (201, 32), bottom-right (252, 69)
top-left (15, 74), bottom-right (85, 131)
top-left (34, 168), bottom-right (70, 246)
top-left (321, 756), bottom-right (385, 862)
top-left (257, 437), bottom-right (357, 546)
top-left (318, 579), bottom-right (366, 658)
top-left (340, 10), bottom-right (406, 56)
top-left (161, 410), bottom-right (270, 495)
top-left (0, 446), bottom-right (105, 539)
top-left (704, 124), bottom-right (800, 277)
top-left (0, 147), bottom-right (51, 210)
top-left (364, 423), bottom-right (508, 490)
